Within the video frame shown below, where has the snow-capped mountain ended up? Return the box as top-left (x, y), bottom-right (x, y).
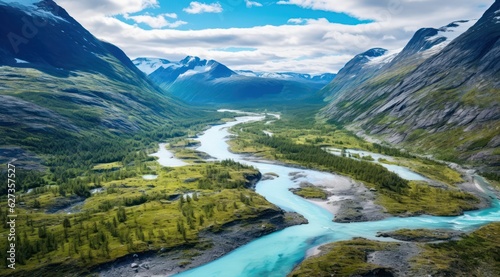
top-left (133, 58), bottom-right (173, 75)
top-left (133, 56), bottom-right (335, 104)
top-left (133, 56), bottom-right (235, 83)
top-left (320, 19), bottom-right (477, 100)
top-left (388, 19), bottom-right (478, 65)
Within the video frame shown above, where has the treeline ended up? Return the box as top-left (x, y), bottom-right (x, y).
top-left (0, 208), bottom-right (135, 265)
top-left (0, 164), bottom-right (142, 197)
top-left (0, 169), bottom-right (48, 195)
top-left (256, 136), bottom-right (409, 192)
top-left (482, 171), bottom-right (500, 182)
top-left (369, 143), bottom-right (415, 159)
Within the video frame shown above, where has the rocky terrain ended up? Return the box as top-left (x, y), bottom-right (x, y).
top-left (320, 1), bottom-right (500, 172)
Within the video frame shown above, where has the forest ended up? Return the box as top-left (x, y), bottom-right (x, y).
top-left (255, 135), bottom-right (409, 193)
top-left (0, 112), bottom-right (229, 196)
top-left (0, 159), bottom-right (274, 275)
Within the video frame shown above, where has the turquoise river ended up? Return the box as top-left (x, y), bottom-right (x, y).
top-left (174, 113), bottom-right (500, 277)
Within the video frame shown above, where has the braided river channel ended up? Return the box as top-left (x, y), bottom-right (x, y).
top-left (174, 112), bottom-right (500, 277)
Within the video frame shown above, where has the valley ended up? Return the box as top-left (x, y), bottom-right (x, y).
top-left (159, 110), bottom-right (499, 277)
top-left (1, 108), bottom-right (498, 277)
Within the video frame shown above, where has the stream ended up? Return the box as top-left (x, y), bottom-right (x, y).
top-left (173, 112), bottom-right (500, 277)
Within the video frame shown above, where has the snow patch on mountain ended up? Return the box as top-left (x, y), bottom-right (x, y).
top-left (178, 65), bottom-right (214, 78)
top-left (236, 70), bottom-right (258, 77)
top-left (0, 0), bottom-right (69, 22)
top-left (366, 48), bottom-right (402, 67)
top-left (435, 20), bottom-right (477, 42)
top-left (234, 70), bottom-right (333, 82)
top-left (424, 19), bottom-right (478, 56)
top-left (133, 58), bottom-right (177, 75)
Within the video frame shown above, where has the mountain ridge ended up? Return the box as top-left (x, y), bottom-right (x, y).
top-left (134, 56), bottom-right (335, 105)
top-left (320, 2), bottom-right (500, 170)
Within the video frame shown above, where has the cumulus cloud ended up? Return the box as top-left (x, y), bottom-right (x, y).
top-left (124, 13), bottom-right (187, 28)
top-left (55, 0), bottom-right (494, 73)
top-left (55, 0), bottom-right (160, 16)
top-left (245, 0), bottom-right (263, 8)
top-left (183, 2), bottom-right (223, 14)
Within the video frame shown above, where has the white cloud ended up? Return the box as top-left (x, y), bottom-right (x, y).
top-left (124, 13), bottom-right (187, 29)
top-left (55, 0), bottom-right (160, 16)
top-left (183, 2), bottom-right (223, 14)
top-left (287, 18), bottom-right (305, 24)
top-left (55, 0), bottom-right (494, 73)
top-left (277, 0), bottom-right (492, 30)
top-left (164, 13), bottom-right (178, 19)
top-left (245, 0), bottom-right (262, 8)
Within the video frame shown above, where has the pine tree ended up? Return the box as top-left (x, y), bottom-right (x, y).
top-left (63, 218), bottom-right (71, 228)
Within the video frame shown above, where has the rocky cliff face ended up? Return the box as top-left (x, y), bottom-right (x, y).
top-left (320, 1), bottom-right (500, 170)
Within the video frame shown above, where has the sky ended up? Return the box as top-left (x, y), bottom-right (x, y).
top-left (54, 0), bottom-right (494, 74)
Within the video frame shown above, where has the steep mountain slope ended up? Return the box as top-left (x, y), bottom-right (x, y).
top-left (0, 0), bottom-right (209, 172)
top-left (0, 0), bottom-right (191, 139)
top-left (320, 1), bottom-right (500, 170)
top-left (319, 48), bottom-right (392, 101)
top-left (135, 56), bottom-right (334, 105)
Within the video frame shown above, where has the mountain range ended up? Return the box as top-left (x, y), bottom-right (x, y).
top-left (319, 2), bottom-right (500, 169)
top-left (133, 56), bottom-right (335, 105)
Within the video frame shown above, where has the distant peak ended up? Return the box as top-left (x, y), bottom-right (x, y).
top-left (132, 57), bottom-right (174, 75)
top-left (180, 56), bottom-right (202, 64)
top-left (361, 48), bottom-right (388, 58)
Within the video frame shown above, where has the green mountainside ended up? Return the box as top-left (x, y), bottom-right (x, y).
top-left (0, 0), bottom-right (216, 170)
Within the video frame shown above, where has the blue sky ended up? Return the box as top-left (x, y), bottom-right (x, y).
top-left (56, 0), bottom-right (494, 74)
top-left (117, 1), bottom-right (371, 30)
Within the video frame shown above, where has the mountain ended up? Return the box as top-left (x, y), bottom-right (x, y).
top-left (320, 1), bottom-right (500, 170)
top-left (134, 56), bottom-right (335, 105)
top-left (134, 56), bottom-right (237, 83)
top-left (0, 0), bottom-right (194, 164)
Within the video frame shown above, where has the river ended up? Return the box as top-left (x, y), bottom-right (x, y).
top-left (174, 113), bottom-right (500, 277)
